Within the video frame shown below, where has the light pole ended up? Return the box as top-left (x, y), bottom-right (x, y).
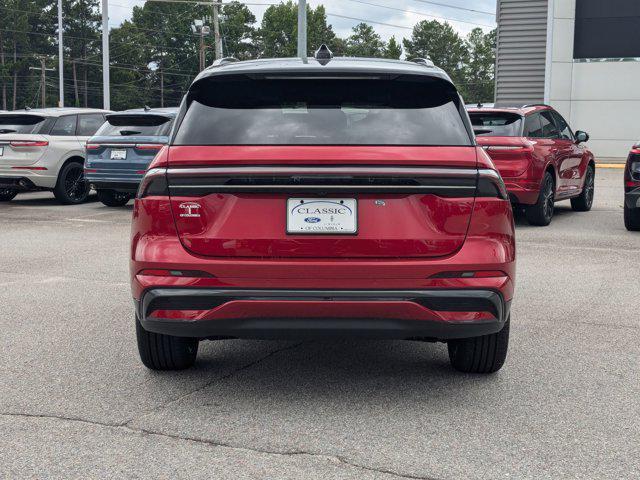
top-left (101, 0), bottom-right (110, 110)
top-left (297, 0), bottom-right (307, 61)
top-left (58, 0), bottom-right (64, 107)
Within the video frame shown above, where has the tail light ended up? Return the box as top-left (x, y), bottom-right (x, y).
top-left (484, 145), bottom-right (529, 152)
top-left (11, 166), bottom-right (47, 171)
top-left (86, 143), bottom-right (100, 150)
top-left (135, 144), bottom-right (163, 151)
top-left (10, 140), bottom-right (48, 147)
top-left (625, 149), bottom-right (640, 188)
top-left (137, 167), bottom-right (168, 198)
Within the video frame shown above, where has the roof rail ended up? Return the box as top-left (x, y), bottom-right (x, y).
top-left (408, 57), bottom-right (435, 67)
top-left (494, 102), bottom-right (552, 109)
top-left (211, 57), bottom-right (239, 67)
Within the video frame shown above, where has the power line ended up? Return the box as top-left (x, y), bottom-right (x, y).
top-left (409, 0), bottom-right (495, 16)
top-left (344, 0), bottom-right (495, 28)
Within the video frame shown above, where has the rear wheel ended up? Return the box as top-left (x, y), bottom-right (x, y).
top-left (54, 161), bottom-right (89, 204)
top-left (624, 204), bottom-right (640, 231)
top-left (526, 172), bottom-right (555, 226)
top-left (571, 165), bottom-right (595, 211)
top-left (136, 316), bottom-right (199, 370)
top-left (0, 188), bottom-right (18, 202)
top-left (97, 189), bottom-right (132, 207)
top-left (447, 317), bottom-right (510, 374)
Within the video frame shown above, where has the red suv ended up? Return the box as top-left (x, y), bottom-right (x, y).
top-left (131, 53), bottom-right (516, 374)
top-left (467, 105), bottom-right (595, 226)
top-left (624, 144), bottom-right (640, 230)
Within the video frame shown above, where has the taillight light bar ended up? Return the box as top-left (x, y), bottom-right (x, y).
top-left (135, 144), bottom-right (163, 151)
top-left (484, 145), bottom-right (526, 151)
top-left (10, 140), bottom-right (48, 147)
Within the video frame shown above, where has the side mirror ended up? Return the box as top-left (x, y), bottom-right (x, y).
top-left (575, 130), bottom-right (589, 143)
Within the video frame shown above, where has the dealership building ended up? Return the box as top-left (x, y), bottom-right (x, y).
top-left (495, 0), bottom-right (640, 158)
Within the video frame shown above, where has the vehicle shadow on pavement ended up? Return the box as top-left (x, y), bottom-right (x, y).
top-left (513, 204), bottom-right (574, 227)
top-left (9, 193), bottom-right (99, 207)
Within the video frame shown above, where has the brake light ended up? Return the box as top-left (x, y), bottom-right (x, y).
top-left (10, 140), bottom-right (48, 147)
top-left (84, 168), bottom-right (98, 173)
top-left (86, 143), bottom-right (100, 150)
top-left (135, 144), bottom-right (163, 151)
top-left (484, 145), bottom-right (526, 151)
top-left (137, 167), bottom-right (168, 198)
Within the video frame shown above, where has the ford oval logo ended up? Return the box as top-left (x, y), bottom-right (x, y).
top-left (304, 217), bottom-right (321, 223)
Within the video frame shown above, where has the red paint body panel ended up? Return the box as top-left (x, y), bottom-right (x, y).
top-left (131, 141), bottom-right (516, 332)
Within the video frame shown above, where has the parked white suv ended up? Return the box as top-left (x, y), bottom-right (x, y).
top-left (0, 108), bottom-right (110, 204)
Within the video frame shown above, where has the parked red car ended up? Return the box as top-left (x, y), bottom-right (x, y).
top-left (131, 52), bottom-right (516, 373)
top-left (624, 144), bottom-right (640, 230)
top-left (467, 104), bottom-right (595, 226)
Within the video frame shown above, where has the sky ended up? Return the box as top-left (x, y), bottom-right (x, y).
top-left (108, 0), bottom-right (497, 42)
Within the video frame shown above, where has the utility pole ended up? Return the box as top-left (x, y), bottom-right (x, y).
top-left (212, 0), bottom-right (222, 60)
top-left (192, 19), bottom-right (210, 71)
top-left (57, 0), bottom-right (64, 107)
top-left (101, 0), bottom-right (110, 110)
top-left (297, 0), bottom-right (307, 61)
top-left (29, 59), bottom-right (55, 108)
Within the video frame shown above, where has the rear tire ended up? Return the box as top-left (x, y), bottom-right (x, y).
top-left (624, 204), bottom-right (640, 231)
top-left (447, 317), bottom-right (510, 374)
top-left (571, 165), bottom-right (595, 211)
top-left (526, 172), bottom-right (555, 226)
top-left (136, 316), bottom-right (199, 370)
top-left (97, 189), bottom-right (132, 207)
top-left (54, 161), bottom-right (89, 204)
top-left (0, 188), bottom-right (18, 202)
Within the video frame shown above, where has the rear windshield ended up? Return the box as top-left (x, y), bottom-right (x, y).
top-left (96, 116), bottom-right (174, 137)
top-left (174, 75), bottom-right (472, 146)
top-left (0, 115), bottom-right (50, 134)
top-left (469, 112), bottom-right (523, 137)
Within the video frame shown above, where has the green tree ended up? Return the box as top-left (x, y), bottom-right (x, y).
top-left (464, 28), bottom-right (496, 103)
top-left (403, 20), bottom-right (469, 95)
top-left (220, 1), bottom-right (257, 60)
top-left (258, 1), bottom-right (340, 57)
top-left (384, 36), bottom-right (402, 60)
top-left (345, 23), bottom-right (384, 57)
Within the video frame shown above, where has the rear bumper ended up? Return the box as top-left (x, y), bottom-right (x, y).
top-left (0, 176), bottom-right (38, 191)
top-left (87, 179), bottom-right (140, 193)
top-left (503, 178), bottom-right (540, 205)
top-left (136, 288), bottom-right (510, 340)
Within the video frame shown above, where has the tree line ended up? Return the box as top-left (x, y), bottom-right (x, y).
top-left (0, 0), bottom-right (496, 112)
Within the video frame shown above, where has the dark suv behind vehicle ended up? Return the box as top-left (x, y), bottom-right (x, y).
top-left (131, 53), bottom-right (516, 374)
top-left (85, 108), bottom-right (177, 207)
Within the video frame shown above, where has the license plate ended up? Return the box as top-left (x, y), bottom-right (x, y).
top-left (110, 149), bottom-right (127, 160)
top-left (287, 198), bottom-right (357, 234)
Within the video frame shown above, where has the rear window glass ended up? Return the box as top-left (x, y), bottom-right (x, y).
top-left (469, 112), bottom-right (523, 137)
top-left (0, 115), bottom-right (50, 134)
top-left (96, 116), bottom-right (174, 137)
top-left (174, 75), bottom-right (472, 146)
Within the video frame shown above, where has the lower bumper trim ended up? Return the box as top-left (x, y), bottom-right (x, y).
top-left (137, 288), bottom-right (509, 340)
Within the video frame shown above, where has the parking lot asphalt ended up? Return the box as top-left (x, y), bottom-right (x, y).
top-left (0, 167), bottom-right (638, 479)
